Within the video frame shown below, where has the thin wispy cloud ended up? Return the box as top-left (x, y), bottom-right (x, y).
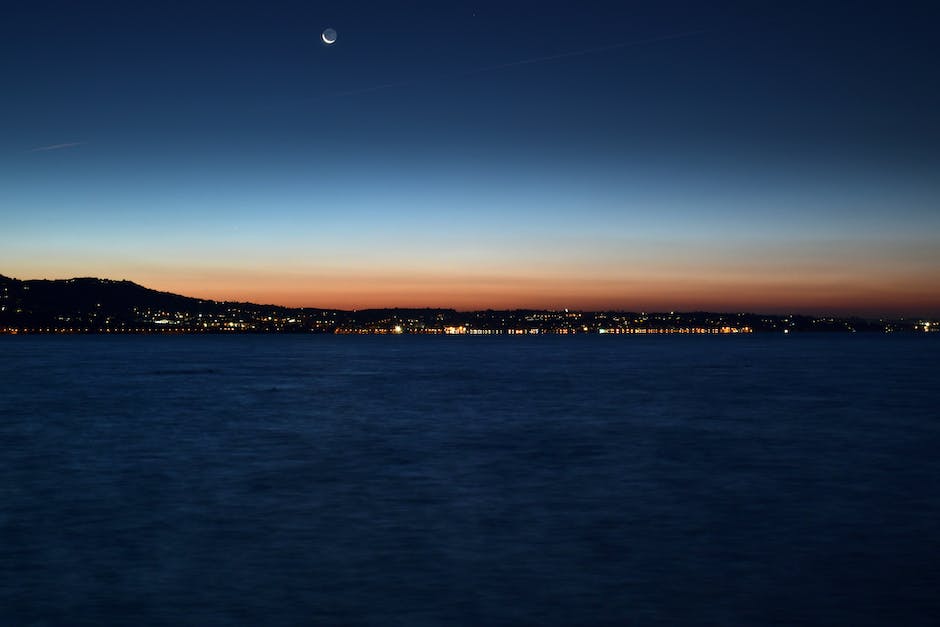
top-left (28, 142), bottom-right (85, 153)
top-left (313, 29), bottom-right (709, 101)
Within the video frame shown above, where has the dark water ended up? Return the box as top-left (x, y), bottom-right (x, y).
top-left (1, 335), bottom-right (939, 625)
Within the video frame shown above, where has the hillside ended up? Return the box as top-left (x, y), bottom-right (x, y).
top-left (0, 275), bottom-right (298, 330)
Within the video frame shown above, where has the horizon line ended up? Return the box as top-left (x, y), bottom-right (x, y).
top-left (2, 273), bottom-right (937, 321)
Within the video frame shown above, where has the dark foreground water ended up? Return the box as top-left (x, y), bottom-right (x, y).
top-left (1, 335), bottom-right (939, 625)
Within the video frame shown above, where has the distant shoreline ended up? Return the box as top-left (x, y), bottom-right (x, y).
top-left (2, 275), bottom-right (937, 335)
top-left (2, 327), bottom-right (937, 336)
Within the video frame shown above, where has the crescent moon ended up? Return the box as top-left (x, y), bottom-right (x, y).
top-left (321, 29), bottom-right (337, 45)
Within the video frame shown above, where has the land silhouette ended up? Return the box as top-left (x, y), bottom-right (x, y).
top-left (0, 274), bottom-right (933, 334)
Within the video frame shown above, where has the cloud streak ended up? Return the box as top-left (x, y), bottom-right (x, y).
top-left (28, 142), bottom-right (84, 153)
top-left (313, 29), bottom-right (709, 101)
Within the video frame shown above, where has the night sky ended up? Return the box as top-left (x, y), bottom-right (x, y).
top-left (3, 1), bottom-right (939, 315)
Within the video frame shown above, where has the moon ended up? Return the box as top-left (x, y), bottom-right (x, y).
top-left (321, 28), bottom-right (337, 45)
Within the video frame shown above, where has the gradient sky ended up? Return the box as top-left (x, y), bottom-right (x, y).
top-left (2, 1), bottom-right (939, 315)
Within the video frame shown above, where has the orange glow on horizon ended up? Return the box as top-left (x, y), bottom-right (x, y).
top-left (6, 256), bottom-right (938, 317)
top-left (137, 270), bottom-right (940, 317)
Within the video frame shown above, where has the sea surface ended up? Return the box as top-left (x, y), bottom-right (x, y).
top-left (1, 334), bottom-right (939, 625)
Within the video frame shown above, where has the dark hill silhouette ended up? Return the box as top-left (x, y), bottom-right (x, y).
top-left (0, 274), bottom-right (911, 333)
top-left (0, 275), bottom-right (311, 329)
top-left (0, 274), bottom-right (467, 332)
top-left (4, 275), bottom-right (206, 313)
top-left (3, 276), bottom-right (197, 312)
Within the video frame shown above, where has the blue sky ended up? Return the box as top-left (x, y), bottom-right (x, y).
top-left (2, 1), bottom-right (939, 314)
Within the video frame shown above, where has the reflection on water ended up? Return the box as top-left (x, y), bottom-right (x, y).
top-left (2, 335), bottom-right (939, 625)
